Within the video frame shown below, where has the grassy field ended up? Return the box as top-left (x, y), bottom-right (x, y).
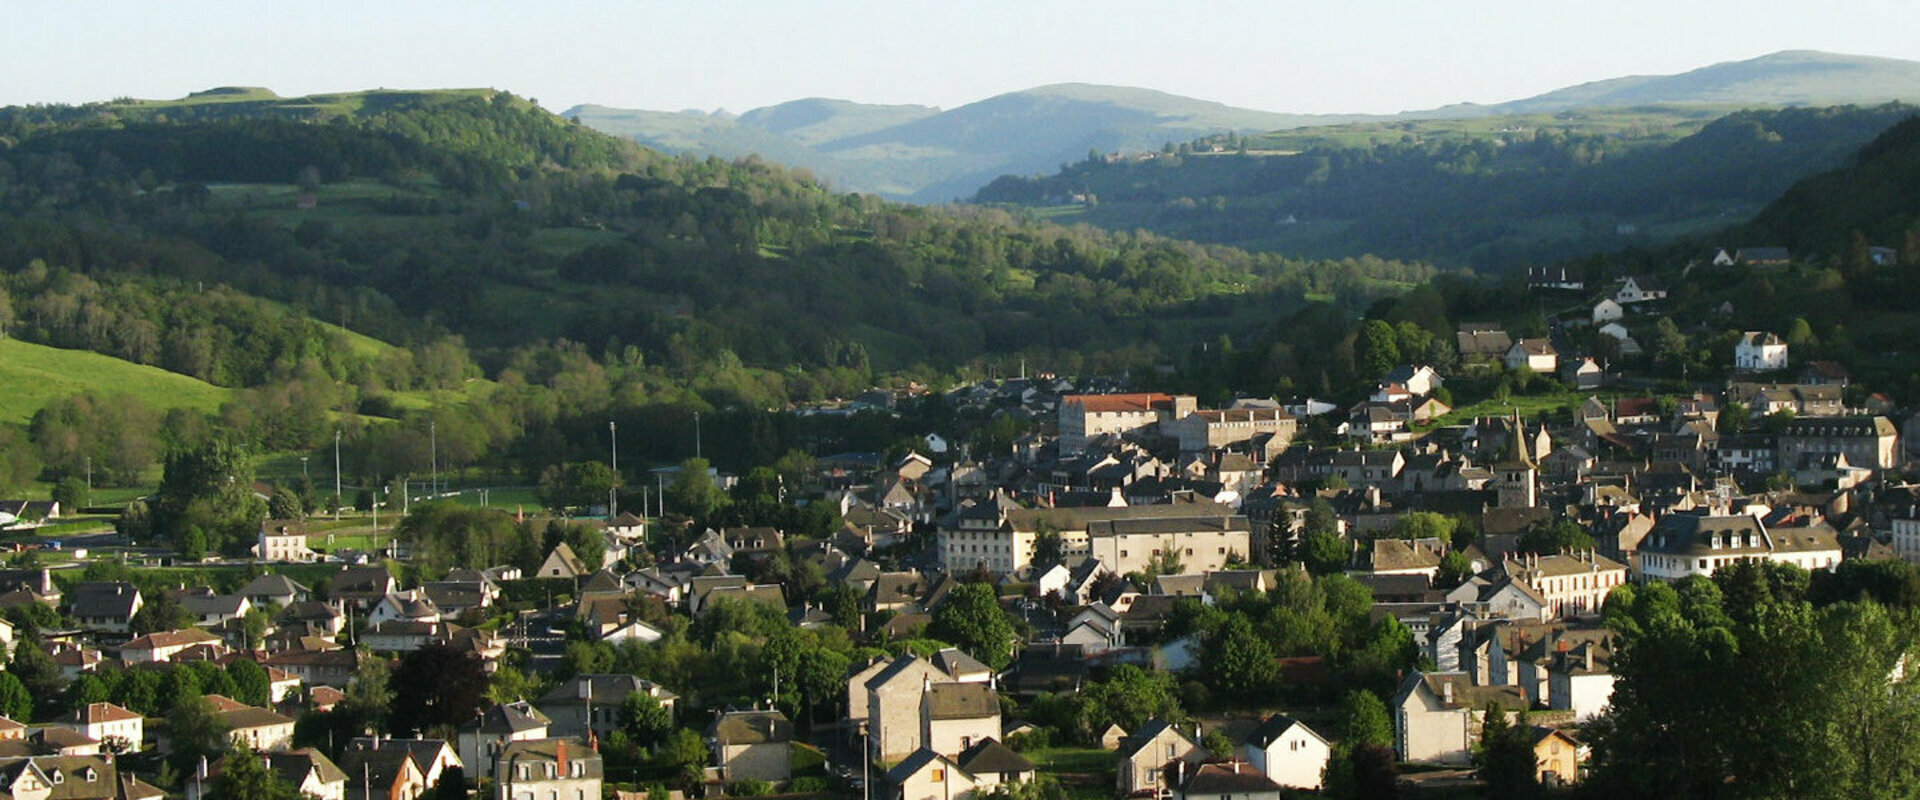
top-left (1028, 747), bottom-right (1114, 800)
top-left (0, 339), bottom-right (233, 426)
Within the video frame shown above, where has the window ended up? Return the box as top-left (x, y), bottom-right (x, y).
top-left (931, 769), bottom-right (945, 781)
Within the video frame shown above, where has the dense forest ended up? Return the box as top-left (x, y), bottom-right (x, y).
top-left (975, 104), bottom-right (1919, 270)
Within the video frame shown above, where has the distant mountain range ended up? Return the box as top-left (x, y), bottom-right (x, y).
top-left (566, 85), bottom-right (1367, 202)
top-left (567, 51), bottom-right (1920, 202)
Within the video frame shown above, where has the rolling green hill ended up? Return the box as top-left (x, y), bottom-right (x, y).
top-left (0, 338), bottom-right (232, 425)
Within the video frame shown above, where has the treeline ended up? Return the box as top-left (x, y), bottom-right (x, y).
top-left (1584, 559), bottom-right (1920, 799)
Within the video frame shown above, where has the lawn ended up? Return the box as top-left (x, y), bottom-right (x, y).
top-left (1028, 747), bottom-right (1114, 800)
top-left (1435, 390), bottom-right (1600, 426)
top-left (0, 339), bottom-right (233, 425)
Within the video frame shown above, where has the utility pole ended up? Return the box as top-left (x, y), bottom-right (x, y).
top-left (429, 420), bottom-right (438, 497)
top-left (694, 411), bottom-right (702, 460)
top-left (609, 420), bottom-right (619, 518)
top-left (334, 430), bottom-right (342, 521)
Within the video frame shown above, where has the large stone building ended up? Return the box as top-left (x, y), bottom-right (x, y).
top-left (1776, 416), bottom-right (1899, 472)
top-left (1638, 514), bottom-right (1842, 581)
top-left (1164, 408), bottom-right (1296, 454)
top-left (939, 501), bottom-right (1250, 577)
top-left (1501, 552), bottom-right (1627, 619)
top-left (1058, 394), bottom-right (1196, 453)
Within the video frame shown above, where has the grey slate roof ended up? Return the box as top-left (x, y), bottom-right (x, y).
top-left (708, 710), bottom-right (794, 746)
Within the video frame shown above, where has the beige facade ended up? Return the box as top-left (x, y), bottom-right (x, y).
top-left (1504, 552), bottom-right (1627, 619)
top-left (1058, 394), bottom-right (1195, 453)
top-left (867, 657), bottom-right (953, 763)
top-left (1116, 721), bottom-right (1203, 797)
top-left (886, 751), bottom-right (981, 800)
top-left (1166, 409), bottom-right (1296, 454)
top-left (494, 738), bottom-right (601, 800)
top-left (921, 683), bottom-right (1000, 758)
top-left (1393, 672), bottom-right (1527, 765)
top-left (942, 503), bottom-right (1248, 578)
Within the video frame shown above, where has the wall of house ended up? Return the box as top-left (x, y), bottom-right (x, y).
top-left (870, 679), bottom-right (930, 762)
top-left (899, 764), bottom-right (981, 800)
top-left (499, 774), bottom-right (598, 800)
top-left (1120, 732), bottom-right (1200, 795)
top-left (1397, 693), bottom-right (1470, 765)
top-left (1535, 738), bottom-right (1580, 786)
top-left (1548, 672), bottom-right (1615, 722)
top-left (925, 715), bottom-right (1000, 759)
top-left (721, 742), bottom-right (791, 782)
top-left (233, 723), bottom-right (294, 753)
top-left (1249, 737), bottom-right (1328, 790)
top-left (1093, 529), bottom-right (1249, 576)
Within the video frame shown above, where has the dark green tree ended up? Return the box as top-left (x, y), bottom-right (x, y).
top-left (1475, 703), bottom-right (1537, 800)
top-left (930, 583), bottom-right (1018, 670)
top-left (166, 693), bottom-right (231, 775)
top-left (620, 690), bottom-right (674, 749)
top-left (208, 744), bottom-right (304, 800)
top-left (389, 644), bottom-right (489, 737)
top-left (0, 673), bottom-right (31, 722)
top-left (1203, 615), bottom-right (1279, 697)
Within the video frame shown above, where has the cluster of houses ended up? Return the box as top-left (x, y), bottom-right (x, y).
top-left (0, 561), bottom-right (617, 800)
top-left (813, 371), bottom-right (1907, 790)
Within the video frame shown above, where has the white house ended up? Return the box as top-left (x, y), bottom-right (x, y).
top-left (59, 703), bottom-right (143, 752)
top-left (1243, 715), bottom-right (1329, 791)
top-left (1506, 339), bottom-right (1558, 372)
top-left (1615, 275), bottom-right (1667, 304)
top-left (1382, 365), bottom-right (1444, 397)
top-left (257, 521), bottom-right (317, 562)
top-left (1735, 331), bottom-right (1788, 372)
top-left (1591, 298), bottom-right (1624, 324)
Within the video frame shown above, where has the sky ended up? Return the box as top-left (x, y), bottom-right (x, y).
top-left (7, 0), bottom-right (1920, 115)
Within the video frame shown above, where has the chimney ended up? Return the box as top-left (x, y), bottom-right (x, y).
top-left (556, 737), bottom-right (568, 766)
top-left (1441, 681), bottom-right (1453, 705)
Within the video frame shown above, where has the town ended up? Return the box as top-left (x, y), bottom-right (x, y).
top-left (0, 251), bottom-right (1907, 800)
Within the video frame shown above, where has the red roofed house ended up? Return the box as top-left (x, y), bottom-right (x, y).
top-left (59, 702), bottom-right (143, 752)
top-left (122, 628), bottom-right (226, 664)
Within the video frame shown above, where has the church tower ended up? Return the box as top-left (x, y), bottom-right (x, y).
top-left (1496, 411), bottom-right (1538, 508)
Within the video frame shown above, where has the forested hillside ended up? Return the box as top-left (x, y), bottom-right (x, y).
top-left (976, 104), bottom-right (1919, 270)
top-left (0, 88), bottom-right (1438, 509)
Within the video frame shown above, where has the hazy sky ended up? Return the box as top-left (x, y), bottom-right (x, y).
top-left (8, 1), bottom-right (1918, 115)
